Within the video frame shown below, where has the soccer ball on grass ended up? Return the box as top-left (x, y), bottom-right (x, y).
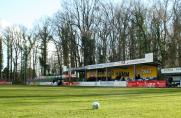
top-left (92, 101), bottom-right (100, 109)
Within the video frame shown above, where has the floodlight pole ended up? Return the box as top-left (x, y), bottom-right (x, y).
top-left (96, 65), bottom-right (98, 82)
top-left (69, 54), bottom-right (71, 85)
top-left (106, 67), bottom-right (108, 81)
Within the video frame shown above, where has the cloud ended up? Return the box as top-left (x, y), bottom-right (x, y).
top-left (0, 19), bottom-right (11, 29)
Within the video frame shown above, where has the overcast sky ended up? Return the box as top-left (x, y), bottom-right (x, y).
top-left (0, 0), bottom-right (61, 29)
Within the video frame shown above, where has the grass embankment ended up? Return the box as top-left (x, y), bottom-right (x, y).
top-left (0, 86), bottom-right (181, 118)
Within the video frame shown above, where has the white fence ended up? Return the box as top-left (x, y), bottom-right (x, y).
top-left (78, 81), bottom-right (127, 87)
top-left (29, 82), bottom-right (53, 86)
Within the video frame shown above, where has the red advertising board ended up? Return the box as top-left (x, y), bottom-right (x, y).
top-left (146, 80), bottom-right (166, 88)
top-left (127, 80), bottom-right (166, 88)
top-left (0, 80), bottom-right (12, 85)
top-left (63, 82), bottom-right (80, 86)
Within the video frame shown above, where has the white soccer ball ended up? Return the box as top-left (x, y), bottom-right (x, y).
top-left (92, 101), bottom-right (100, 109)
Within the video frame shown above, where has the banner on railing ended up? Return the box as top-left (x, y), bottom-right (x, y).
top-left (127, 80), bottom-right (166, 88)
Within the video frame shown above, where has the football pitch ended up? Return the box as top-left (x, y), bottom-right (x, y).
top-left (0, 86), bottom-right (181, 118)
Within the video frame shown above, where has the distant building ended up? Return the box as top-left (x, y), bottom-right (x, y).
top-left (161, 67), bottom-right (181, 81)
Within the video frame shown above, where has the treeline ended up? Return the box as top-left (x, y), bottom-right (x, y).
top-left (0, 0), bottom-right (181, 83)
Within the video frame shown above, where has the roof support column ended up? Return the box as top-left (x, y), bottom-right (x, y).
top-left (84, 69), bottom-right (86, 82)
top-left (134, 64), bottom-right (136, 80)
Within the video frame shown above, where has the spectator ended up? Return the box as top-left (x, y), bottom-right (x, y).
top-left (122, 77), bottom-right (125, 81)
top-left (168, 77), bottom-right (173, 87)
top-left (58, 79), bottom-right (64, 86)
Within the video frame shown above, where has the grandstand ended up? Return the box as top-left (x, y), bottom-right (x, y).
top-left (63, 53), bottom-right (166, 87)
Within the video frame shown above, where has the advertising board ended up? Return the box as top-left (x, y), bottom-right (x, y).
top-left (127, 80), bottom-right (166, 88)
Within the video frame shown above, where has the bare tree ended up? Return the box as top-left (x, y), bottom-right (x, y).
top-left (18, 26), bottom-right (37, 84)
top-left (3, 27), bottom-right (14, 81)
top-left (37, 18), bottom-right (52, 76)
top-left (63, 0), bottom-right (100, 66)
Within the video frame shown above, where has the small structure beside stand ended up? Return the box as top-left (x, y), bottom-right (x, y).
top-left (161, 67), bottom-right (181, 87)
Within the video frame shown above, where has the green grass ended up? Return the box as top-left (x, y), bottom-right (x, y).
top-left (0, 86), bottom-right (181, 118)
